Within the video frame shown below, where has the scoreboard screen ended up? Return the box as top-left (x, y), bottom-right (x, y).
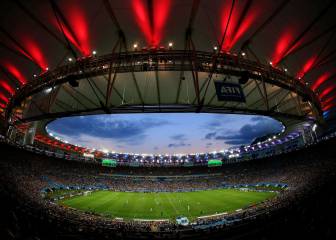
top-left (208, 159), bottom-right (222, 167)
top-left (102, 159), bottom-right (117, 167)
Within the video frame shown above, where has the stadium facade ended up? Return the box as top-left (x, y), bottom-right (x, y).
top-left (1, 0), bottom-right (336, 239)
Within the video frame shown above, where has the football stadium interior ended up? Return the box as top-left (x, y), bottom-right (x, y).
top-left (1, 0), bottom-right (336, 239)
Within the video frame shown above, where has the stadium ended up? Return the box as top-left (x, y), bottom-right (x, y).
top-left (0, 0), bottom-right (336, 239)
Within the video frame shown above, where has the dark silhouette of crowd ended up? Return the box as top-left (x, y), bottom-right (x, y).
top-left (1, 137), bottom-right (336, 239)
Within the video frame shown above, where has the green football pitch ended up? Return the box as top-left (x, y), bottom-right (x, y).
top-left (59, 189), bottom-right (277, 220)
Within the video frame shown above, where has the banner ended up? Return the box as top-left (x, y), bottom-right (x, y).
top-left (214, 82), bottom-right (246, 102)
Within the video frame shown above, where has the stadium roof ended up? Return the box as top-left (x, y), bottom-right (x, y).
top-left (0, 0), bottom-right (336, 129)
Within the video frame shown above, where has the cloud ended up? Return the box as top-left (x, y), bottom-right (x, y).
top-left (168, 142), bottom-right (191, 148)
top-left (203, 116), bottom-right (282, 145)
top-left (168, 134), bottom-right (191, 148)
top-left (250, 116), bottom-right (265, 122)
top-left (215, 135), bottom-right (227, 140)
top-left (203, 115), bottom-right (238, 130)
top-left (47, 113), bottom-right (282, 153)
top-left (206, 142), bottom-right (213, 148)
top-left (224, 139), bottom-right (246, 145)
top-left (170, 134), bottom-right (188, 141)
top-left (206, 121), bottom-right (222, 128)
top-left (205, 132), bottom-right (216, 139)
top-left (48, 115), bottom-right (170, 145)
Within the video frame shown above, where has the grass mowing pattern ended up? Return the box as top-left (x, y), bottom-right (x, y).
top-left (59, 189), bottom-right (277, 220)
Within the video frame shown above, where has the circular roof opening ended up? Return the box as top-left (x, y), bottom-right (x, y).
top-left (46, 113), bottom-right (283, 154)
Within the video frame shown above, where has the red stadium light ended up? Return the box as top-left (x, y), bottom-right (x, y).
top-left (322, 102), bottom-right (336, 112)
top-left (0, 80), bottom-right (15, 95)
top-left (296, 55), bottom-right (317, 79)
top-left (133, 0), bottom-right (152, 45)
top-left (272, 30), bottom-right (294, 66)
top-left (311, 72), bottom-right (332, 91)
top-left (0, 92), bottom-right (9, 103)
top-left (10, 36), bottom-right (48, 70)
top-left (24, 39), bottom-right (48, 70)
top-left (132, 0), bottom-right (171, 47)
top-left (271, 24), bottom-right (305, 67)
top-left (319, 85), bottom-right (336, 100)
top-left (51, 1), bottom-right (92, 56)
top-left (322, 96), bottom-right (336, 106)
top-left (3, 63), bottom-right (27, 85)
top-left (153, 0), bottom-right (171, 47)
top-left (220, 2), bottom-right (260, 51)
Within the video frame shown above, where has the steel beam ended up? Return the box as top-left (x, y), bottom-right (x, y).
top-left (176, 0), bottom-right (201, 104)
top-left (5, 50), bottom-right (322, 124)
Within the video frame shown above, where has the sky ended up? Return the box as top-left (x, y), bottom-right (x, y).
top-left (46, 113), bottom-right (283, 154)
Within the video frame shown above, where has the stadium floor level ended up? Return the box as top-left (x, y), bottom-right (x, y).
top-left (1, 139), bottom-right (336, 239)
top-left (58, 189), bottom-right (277, 220)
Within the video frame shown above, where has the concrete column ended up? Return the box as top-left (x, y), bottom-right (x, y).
top-left (7, 126), bottom-right (17, 142)
top-left (23, 121), bottom-right (38, 145)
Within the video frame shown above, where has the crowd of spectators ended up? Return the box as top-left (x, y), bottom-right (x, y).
top-left (1, 137), bottom-right (336, 239)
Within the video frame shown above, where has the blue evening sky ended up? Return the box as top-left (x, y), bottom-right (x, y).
top-left (46, 113), bottom-right (283, 154)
